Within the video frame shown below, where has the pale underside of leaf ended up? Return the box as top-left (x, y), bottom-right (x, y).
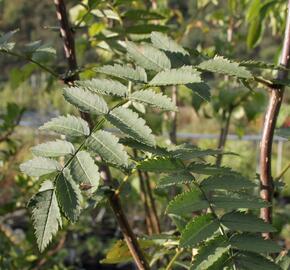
top-left (150, 31), bottom-right (189, 56)
top-left (97, 64), bottom-right (147, 82)
top-left (70, 151), bottom-right (100, 194)
top-left (149, 66), bottom-right (201, 86)
top-left (130, 89), bottom-right (176, 111)
top-left (86, 130), bottom-right (129, 167)
top-left (198, 56), bottom-right (252, 79)
top-left (126, 41), bottom-right (171, 71)
top-left (40, 115), bottom-right (90, 137)
top-left (31, 140), bottom-right (75, 158)
top-left (63, 87), bottom-right (108, 115)
top-left (76, 78), bottom-right (128, 97)
top-left (20, 157), bottom-right (61, 177)
top-left (30, 180), bottom-right (62, 252)
top-left (106, 107), bottom-right (155, 147)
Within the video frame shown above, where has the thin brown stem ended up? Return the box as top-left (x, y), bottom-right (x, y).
top-left (144, 172), bottom-right (161, 234)
top-left (53, 1), bottom-right (149, 268)
top-left (259, 0), bottom-right (290, 239)
top-left (170, 86), bottom-right (178, 145)
top-left (216, 108), bottom-right (232, 167)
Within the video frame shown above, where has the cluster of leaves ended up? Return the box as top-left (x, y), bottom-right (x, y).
top-left (19, 30), bottom-right (289, 269)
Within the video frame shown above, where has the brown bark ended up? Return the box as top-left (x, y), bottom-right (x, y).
top-left (259, 0), bottom-right (290, 239)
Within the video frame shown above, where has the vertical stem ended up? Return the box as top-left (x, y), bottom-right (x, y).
top-left (144, 172), bottom-right (161, 234)
top-left (53, 1), bottom-right (149, 268)
top-left (259, 0), bottom-right (290, 239)
top-left (170, 86), bottom-right (178, 145)
top-left (137, 167), bottom-right (155, 235)
top-left (216, 109), bottom-right (232, 167)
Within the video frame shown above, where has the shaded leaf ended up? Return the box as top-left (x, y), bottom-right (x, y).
top-left (137, 157), bottom-right (184, 173)
top-left (180, 214), bottom-right (219, 247)
top-left (167, 188), bottom-right (209, 215)
top-left (190, 236), bottom-right (230, 270)
top-left (186, 82), bottom-right (211, 102)
top-left (157, 171), bottom-right (194, 188)
top-left (56, 169), bottom-right (82, 222)
top-left (221, 211), bottom-right (276, 232)
top-left (230, 234), bottom-right (282, 253)
top-left (188, 162), bottom-right (232, 175)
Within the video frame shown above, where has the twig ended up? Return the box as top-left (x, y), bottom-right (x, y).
top-left (274, 161), bottom-right (290, 181)
top-left (165, 249), bottom-right (183, 270)
top-left (259, 0), bottom-right (290, 239)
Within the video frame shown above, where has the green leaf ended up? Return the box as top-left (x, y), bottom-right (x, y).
top-left (200, 174), bottom-right (256, 192)
top-left (167, 188), bottom-right (209, 215)
top-left (70, 151), bottom-right (100, 194)
top-left (198, 56), bottom-right (252, 79)
top-left (221, 211), bottom-right (276, 232)
top-left (151, 32), bottom-right (189, 56)
top-left (180, 214), bottom-right (219, 247)
top-left (149, 66), bottom-right (201, 86)
top-left (186, 83), bottom-right (211, 102)
top-left (86, 130), bottom-right (129, 167)
top-left (63, 87), bottom-right (108, 115)
top-left (188, 163), bottom-right (232, 175)
top-left (247, 17), bottom-right (263, 49)
top-left (130, 89), bottom-right (176, 111)
top-left (40, 115), bottom-right (90, 137)
top-left (56, 169), bottom-right (82, 222)
top-left (76, 78), bottom-right (128, 97)
top-left (157, 171), bottom-right (194, 188)
top-left (137, 157), bottom-right (184, 173)
top-left (20, 157), bottom-right (61, 177)
top-left (169, 144), bottom-right (220, 160)
top-left (230, 233), bottom-right (282, 253)
top-left (97, 64), bottom-right (147, 82)
top-left (127, 41), bottom-right (171, 71)
top-left (101, 239), bottom-right (153, 264)
top-left (236, 252), bottom-right (281, 270)
top-left (106, 107), bottom-right (155, 147)
top-left (120, 138), bottom-right (168, 156)
top-left (31, 140), bottom-right (75, 158)
top-left (211, 193), bottom-right (269, 209)
top-left (29, 180), bottom-right (62, 252)
top-left (190, 236), bottom-right (230, 270)
top-left (276, 251), bottom-right (290, 270)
